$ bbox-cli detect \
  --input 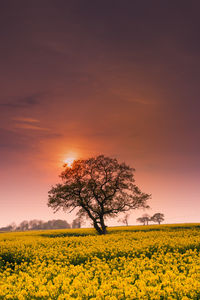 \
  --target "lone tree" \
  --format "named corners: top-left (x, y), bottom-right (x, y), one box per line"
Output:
top-left (151, 213), bottom-right (164, 225)
top-left (118, 213), bottom-right (130, 226)
top-left (48, 155), bottom-right (150, 234)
